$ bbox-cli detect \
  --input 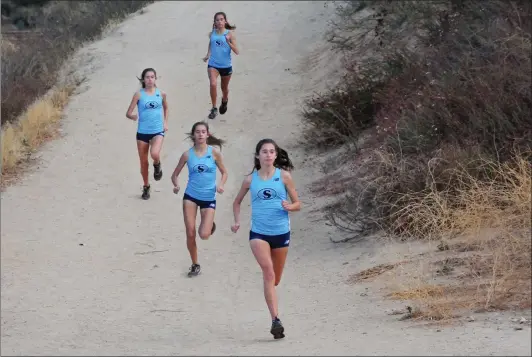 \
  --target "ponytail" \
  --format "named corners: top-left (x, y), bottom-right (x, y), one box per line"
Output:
top-left (273, 146), bottom-right (294, 171)
top-left (225, 22), bottom-right (236, 30)
top-left (251, 139), bottom-right (294, 174)
top-left (136, 76), bottom-right (146, 88)
top-left (207, 134), bottom-right (225, 149)
top-left (212, 12), bottom-right (236, 31)
top-left (188, 121), bottom-right (226, 149)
